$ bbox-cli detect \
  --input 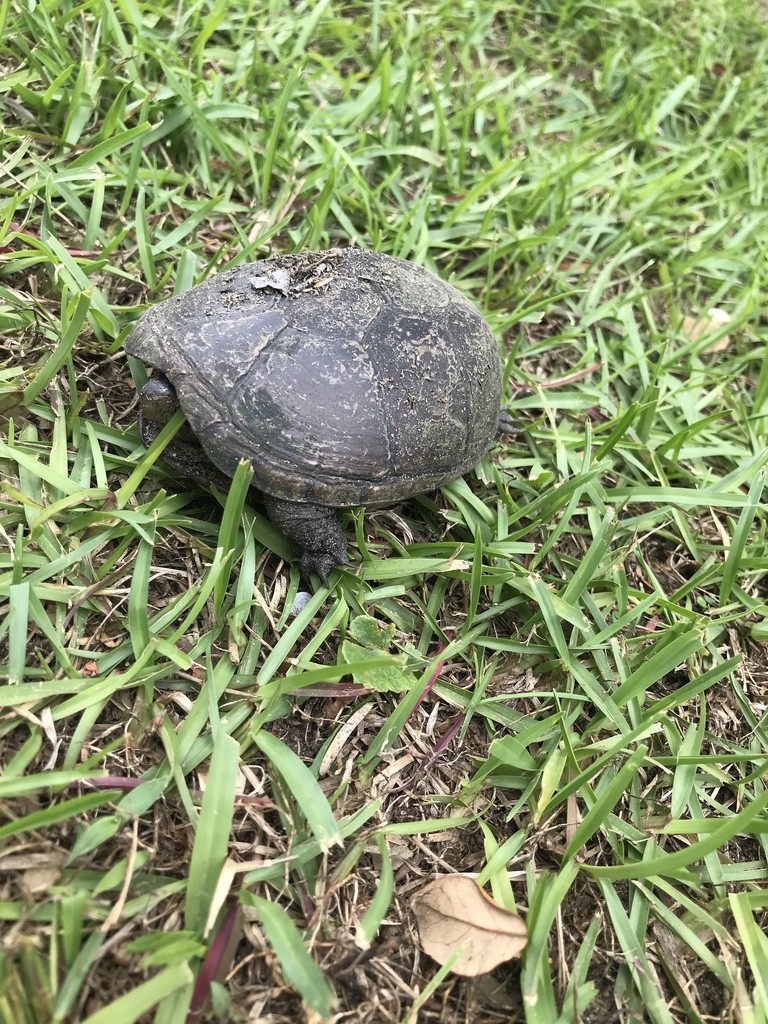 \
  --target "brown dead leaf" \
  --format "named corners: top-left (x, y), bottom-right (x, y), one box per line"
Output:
top-left (411, 874), bottom-right (527, 977)
top-left (681, 308), bottom-right (732, 352)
